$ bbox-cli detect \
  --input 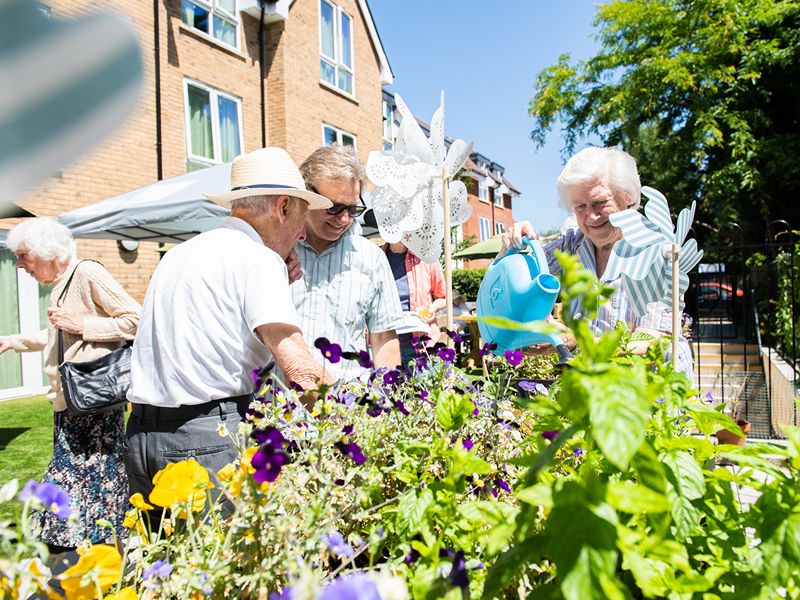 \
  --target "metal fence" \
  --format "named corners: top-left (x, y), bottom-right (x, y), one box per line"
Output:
top-left (686, 221), bottom-right (798, 440)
